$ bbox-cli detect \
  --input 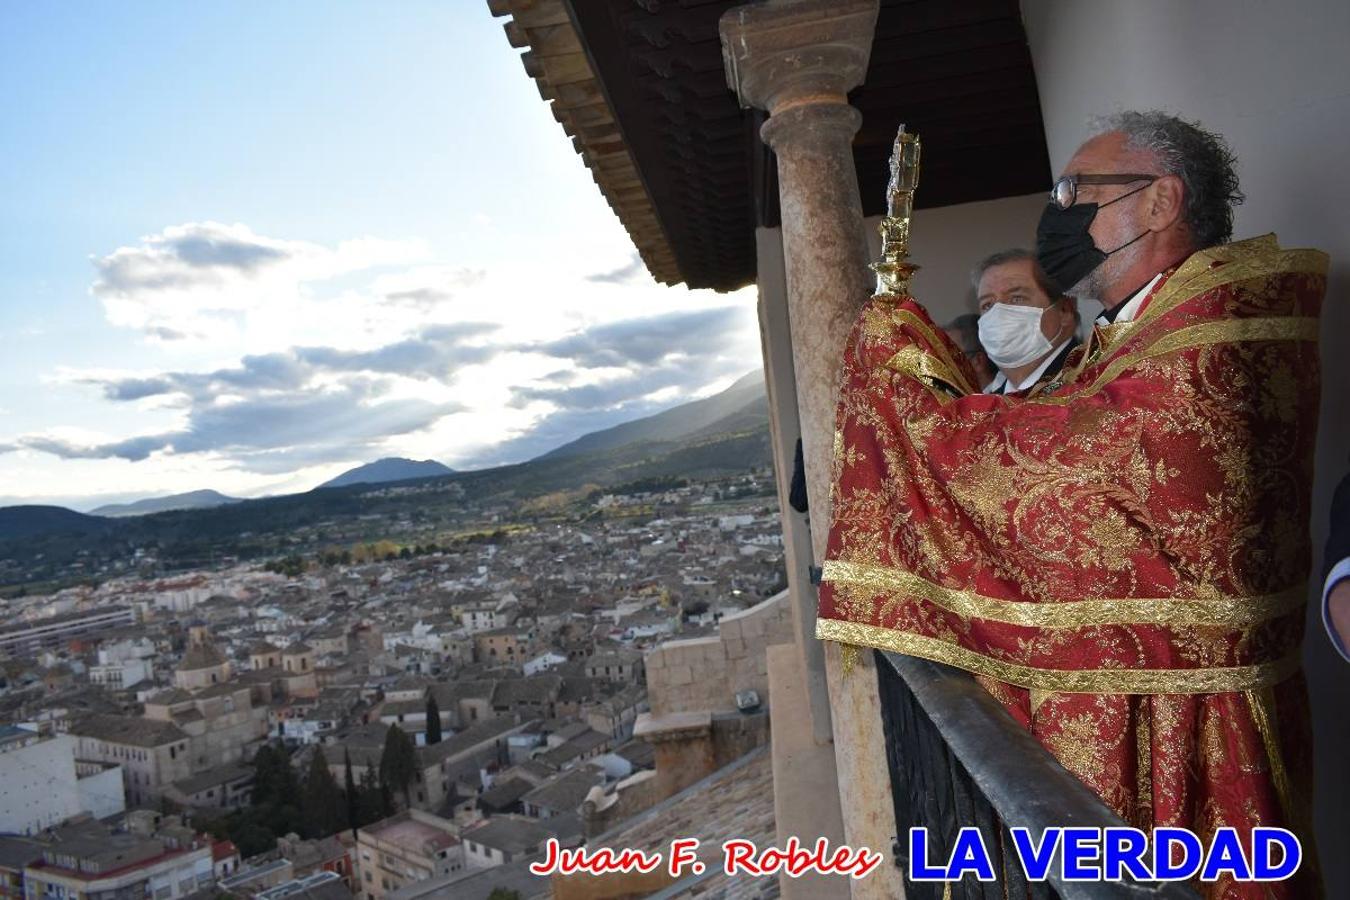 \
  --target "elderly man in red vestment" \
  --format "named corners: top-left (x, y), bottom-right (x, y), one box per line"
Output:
top-left (817, 111), bottom-right (1326, 899)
